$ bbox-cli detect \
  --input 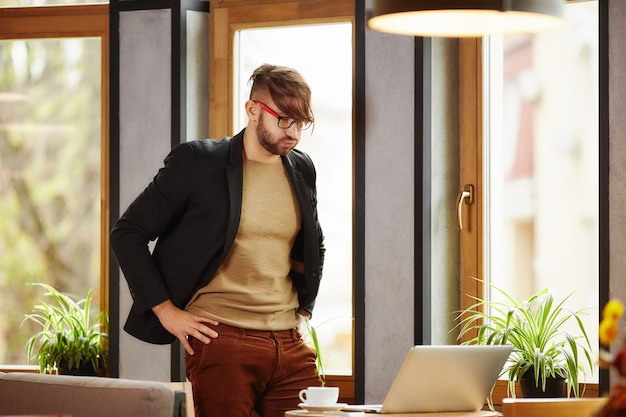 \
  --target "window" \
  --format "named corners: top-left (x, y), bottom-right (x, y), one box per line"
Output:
top-left (209, 0), bottom-right (355, 398)
top-left (234, 23), bottom-right (353, 374)
top-left (0, 4), bottom-right (109, 367)
top-left (459, 0), bottom-right (600, 399)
